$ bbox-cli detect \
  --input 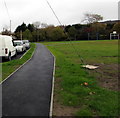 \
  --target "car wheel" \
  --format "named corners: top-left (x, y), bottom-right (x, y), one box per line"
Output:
top-left (22, 48), bottom-right (24, 53)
